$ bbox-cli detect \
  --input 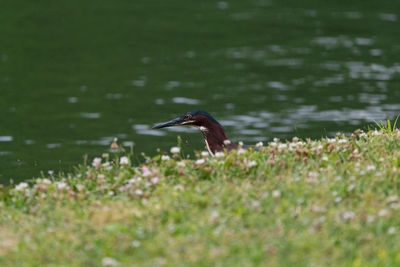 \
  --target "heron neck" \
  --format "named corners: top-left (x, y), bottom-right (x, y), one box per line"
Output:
top-left (199, 123), bottom-right (237, 155)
